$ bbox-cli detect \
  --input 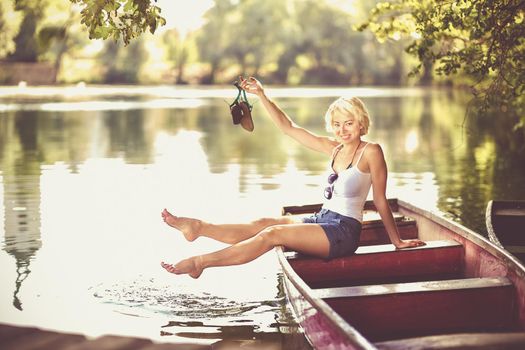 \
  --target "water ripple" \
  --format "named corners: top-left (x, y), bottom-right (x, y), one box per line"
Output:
top-left (90, 277), bottom-right (282, 320)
